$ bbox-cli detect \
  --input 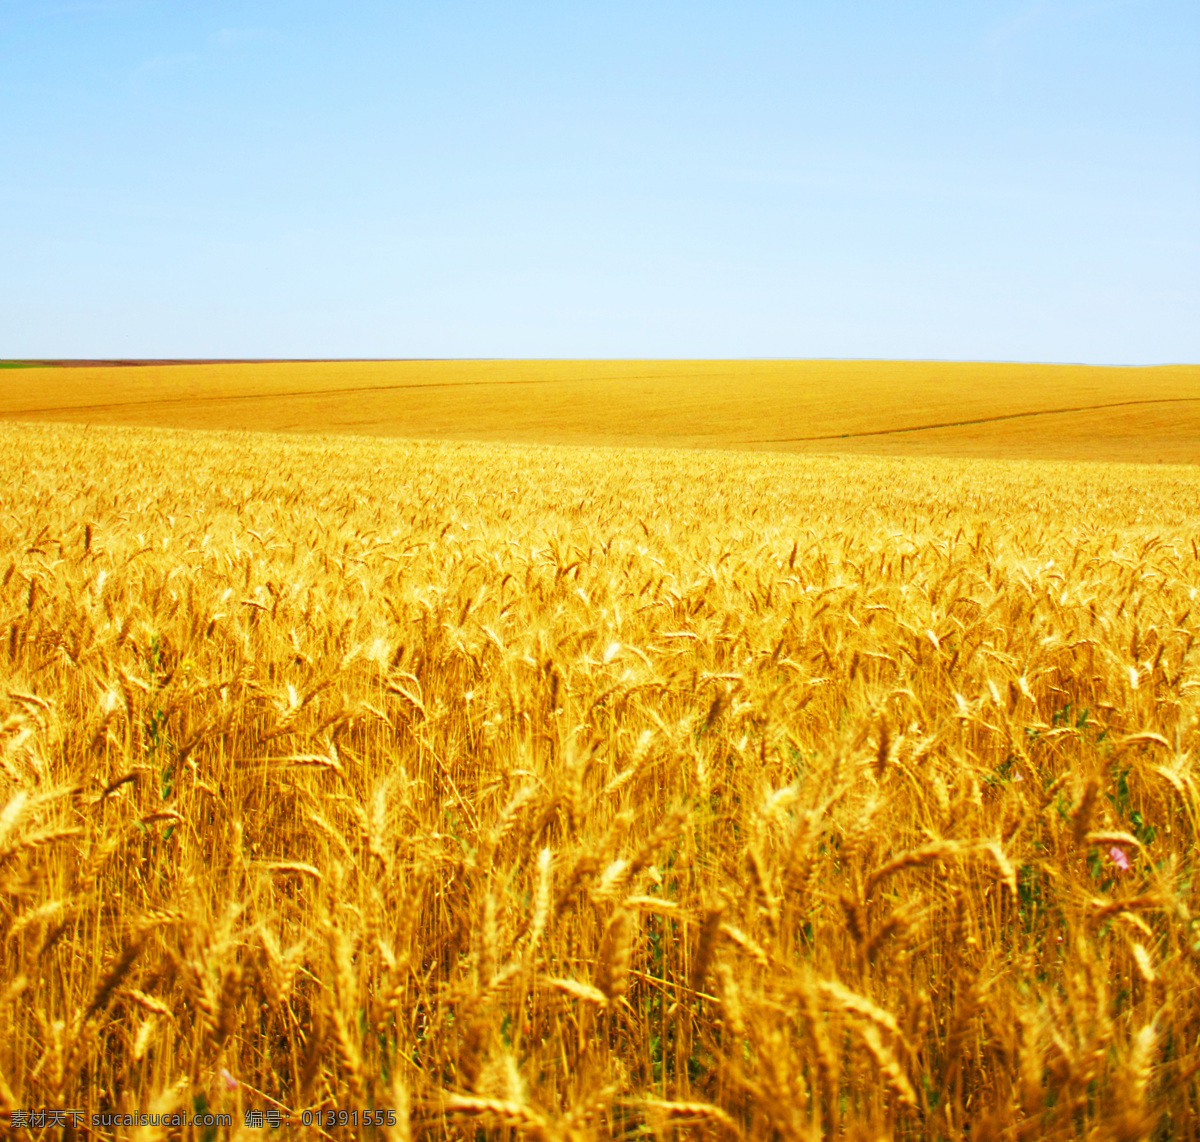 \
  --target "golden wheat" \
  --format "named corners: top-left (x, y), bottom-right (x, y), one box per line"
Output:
top-left (1, 419), bottom-right (1199, 1139)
